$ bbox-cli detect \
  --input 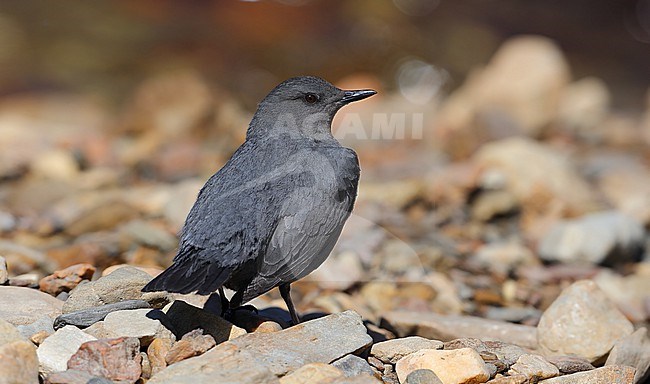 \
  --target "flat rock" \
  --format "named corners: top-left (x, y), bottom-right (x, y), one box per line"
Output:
top-left (370, 336), bottom-right (444, 364)
top-left (488, 374), bottom-right (528, 384)
top-left (165, 329), bottom-right (216, 364)
top-left (605, 327), bottom-right (650, 383)
top-left (67, 337), bottom-right (141, 383)
top-left (405, 369), bottom-right (443, 384)
top-left (538, 211), bottom-right (645, 265)
top-left (508, 354), bottom-right (559, 381)
top-left (37, 325), bottom-right (96, 375)
top-left (0, 340), bottom-right (39, 384)
top-left (279, 363), bottom-right (344, 384)
top-left (54, 299), bottom-right (151, 330)
top-left (537, 280), bottom-right (634, 362)
top-left (164, 300), bottom-right (245, 342)
top-left (331, 354), bottom-right (375, 378)
top-left (0, 286), bottom-right (63, 326)
top-left (44, 369), bottom-right (113, 384)
top-left (539, 365), bottom-right (636, 383)
top-left (396, 347), bottom-right (491, 384)
top-left (62, 266), bottom-right (166, 313)
top-left (39, 263), bottom-right (96, 296)
top-left (83, 308), bottom-right (174, 346)
top-left (383, 311), bottom-right (537, 349)
top-left (148, 311), bottom-right (371, 383)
